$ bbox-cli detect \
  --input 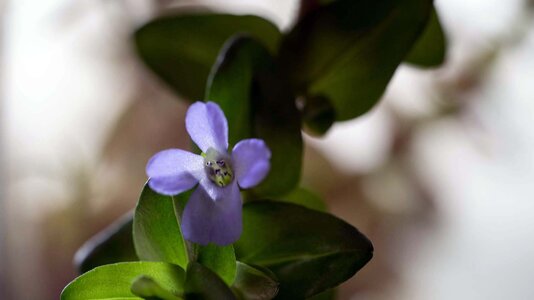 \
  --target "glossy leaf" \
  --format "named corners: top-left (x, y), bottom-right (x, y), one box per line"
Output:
top-left (197, 244), bottom-right (237, 286)
top-left (232, 262), bottom-right (279, 300)
top-left (206, 36), bottom-right (302, 196)
top-left (61, 262), bottom-right (185, 300)
top-left (405, 7), bottom-right (447, 67)
top-left (279, 0), bottom-right (433, 127)
top-left (235, 202), bottom-right (373, 299)
top-left (135, 14), bottom-right (281, 100)
top-left (279, 187), bottom-right (327, 212)
top-left (184, 262), bottom-right (236, 300)
top-left (133, 184), bottom-right (189, 269)
top-left (75, 212), bottom-right (137, 273)
top-left (131, 275), bottom-right (183, 300)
